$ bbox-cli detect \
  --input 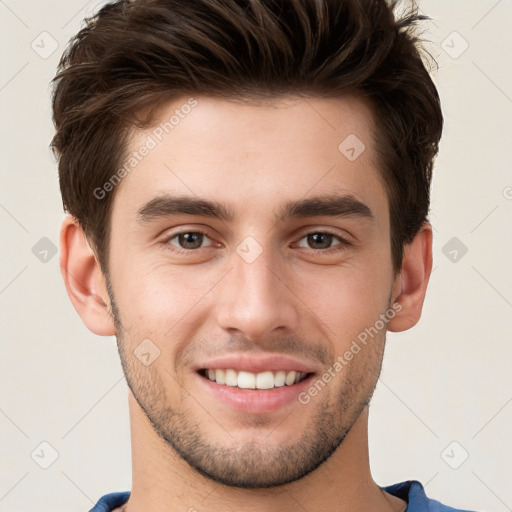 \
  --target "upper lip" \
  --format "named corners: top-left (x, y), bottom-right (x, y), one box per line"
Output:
top-left (195, 354), bottom-right (318, 375)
